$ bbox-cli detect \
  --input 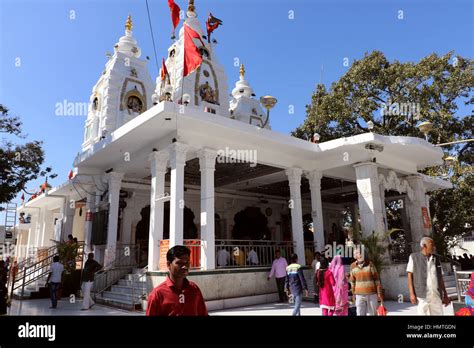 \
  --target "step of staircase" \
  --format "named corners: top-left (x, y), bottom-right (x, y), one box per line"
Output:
top-left (122, 273), bottom-right (147, 281)
top-left (117, 278), bottom-right (146, 287)
top-left (111, 284), bottom-right (147, 294)
top-left (98, 290), bottom-right (143, 303)
top-left (94, 269), bottom-right (148, 311)
top-left (95, 296), bottom-right (143, 310)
